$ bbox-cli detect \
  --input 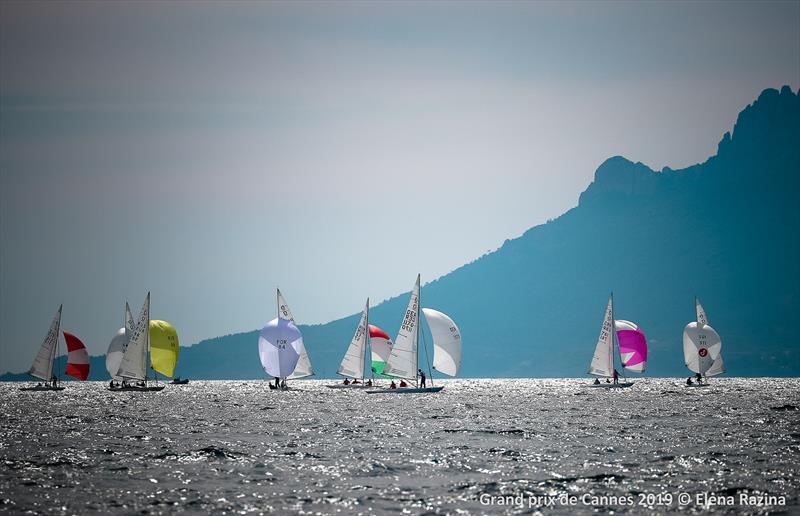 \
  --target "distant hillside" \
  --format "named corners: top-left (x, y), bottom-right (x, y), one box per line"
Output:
top-left (3, 86), bottom-right (798, 381)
